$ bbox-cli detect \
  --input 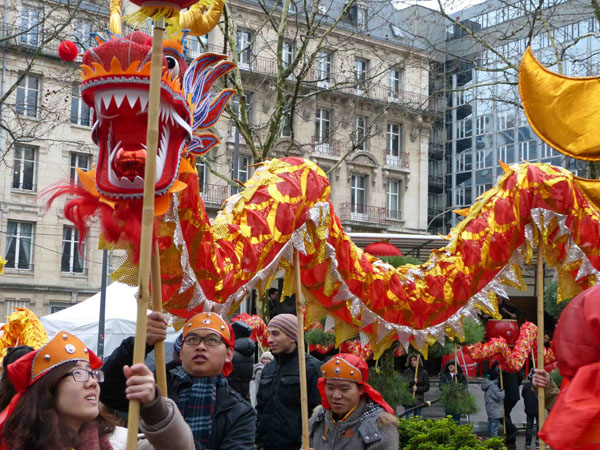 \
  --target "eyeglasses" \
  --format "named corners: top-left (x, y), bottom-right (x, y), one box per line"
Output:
top-left (64, 368), bottom-right (105, 383)
top-left (183, 334), bottom-right (224, 347)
